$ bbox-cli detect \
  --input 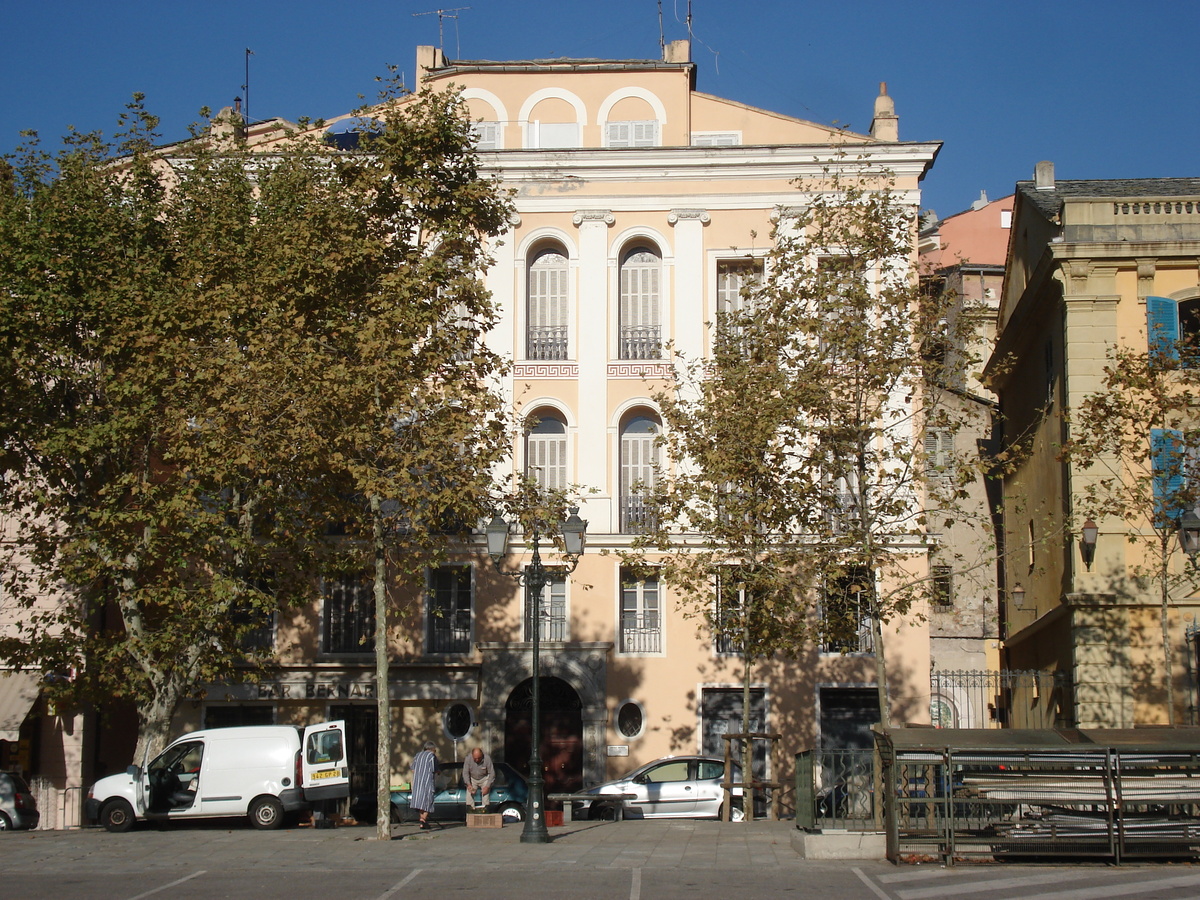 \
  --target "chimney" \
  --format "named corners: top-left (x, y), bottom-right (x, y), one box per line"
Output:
top-left (1034, 160), bottom-right (1055, 191)
top-left (415, 45), bottom-right (446, 89)
top-left (971, 190), bottom-right (989, 211)
top-left (664, 39), bottom-right (691, 63)
top-left (869, 82), bottom-right (898, 142)
top-left (210, 105), bottom-right (245, 147)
